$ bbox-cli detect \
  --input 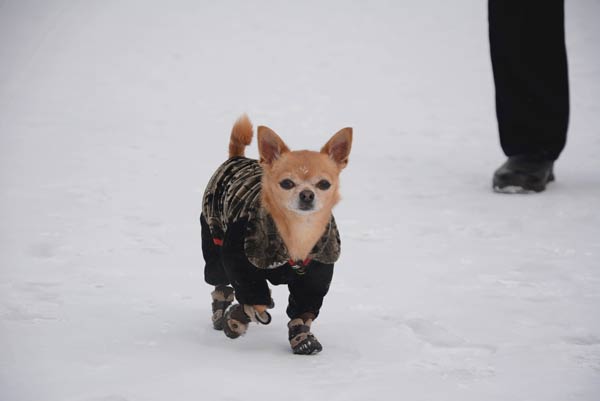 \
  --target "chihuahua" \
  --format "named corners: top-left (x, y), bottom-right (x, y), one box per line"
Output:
top-left (200, 115), bottom-right (352, 354)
